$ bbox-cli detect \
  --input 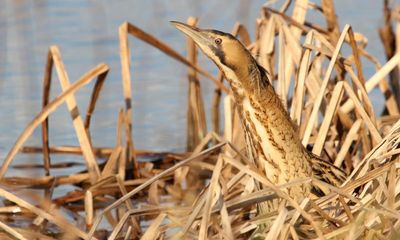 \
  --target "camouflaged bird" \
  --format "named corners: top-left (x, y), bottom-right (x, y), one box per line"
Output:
top-left (172, 21), bottom-right (347, 202)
